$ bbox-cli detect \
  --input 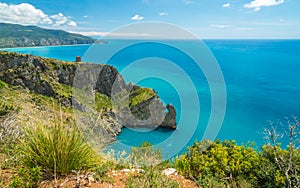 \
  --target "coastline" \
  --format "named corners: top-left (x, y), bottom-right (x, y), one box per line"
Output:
top-left (0, 40), bottom-right (109, 51)
top-left (0, 43), bottom-right (95, 51)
